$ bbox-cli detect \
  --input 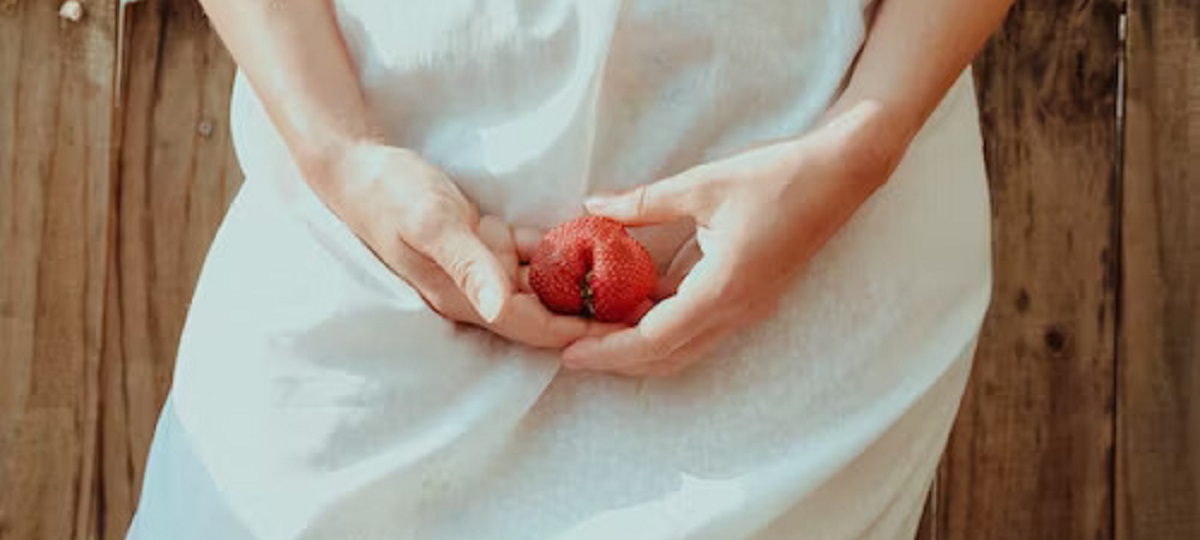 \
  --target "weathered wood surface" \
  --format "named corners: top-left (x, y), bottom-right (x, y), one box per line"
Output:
top-left (0, 1), bottom-right (118, 539)
top-left (99, 2), bottom-right (241, 538)
top-left (1117, 0), bottom-right (1200, 538)
top-left (919, 1), bottom-right (1123, 538)
top-left (2, 0), bottom-right (1199, 538)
